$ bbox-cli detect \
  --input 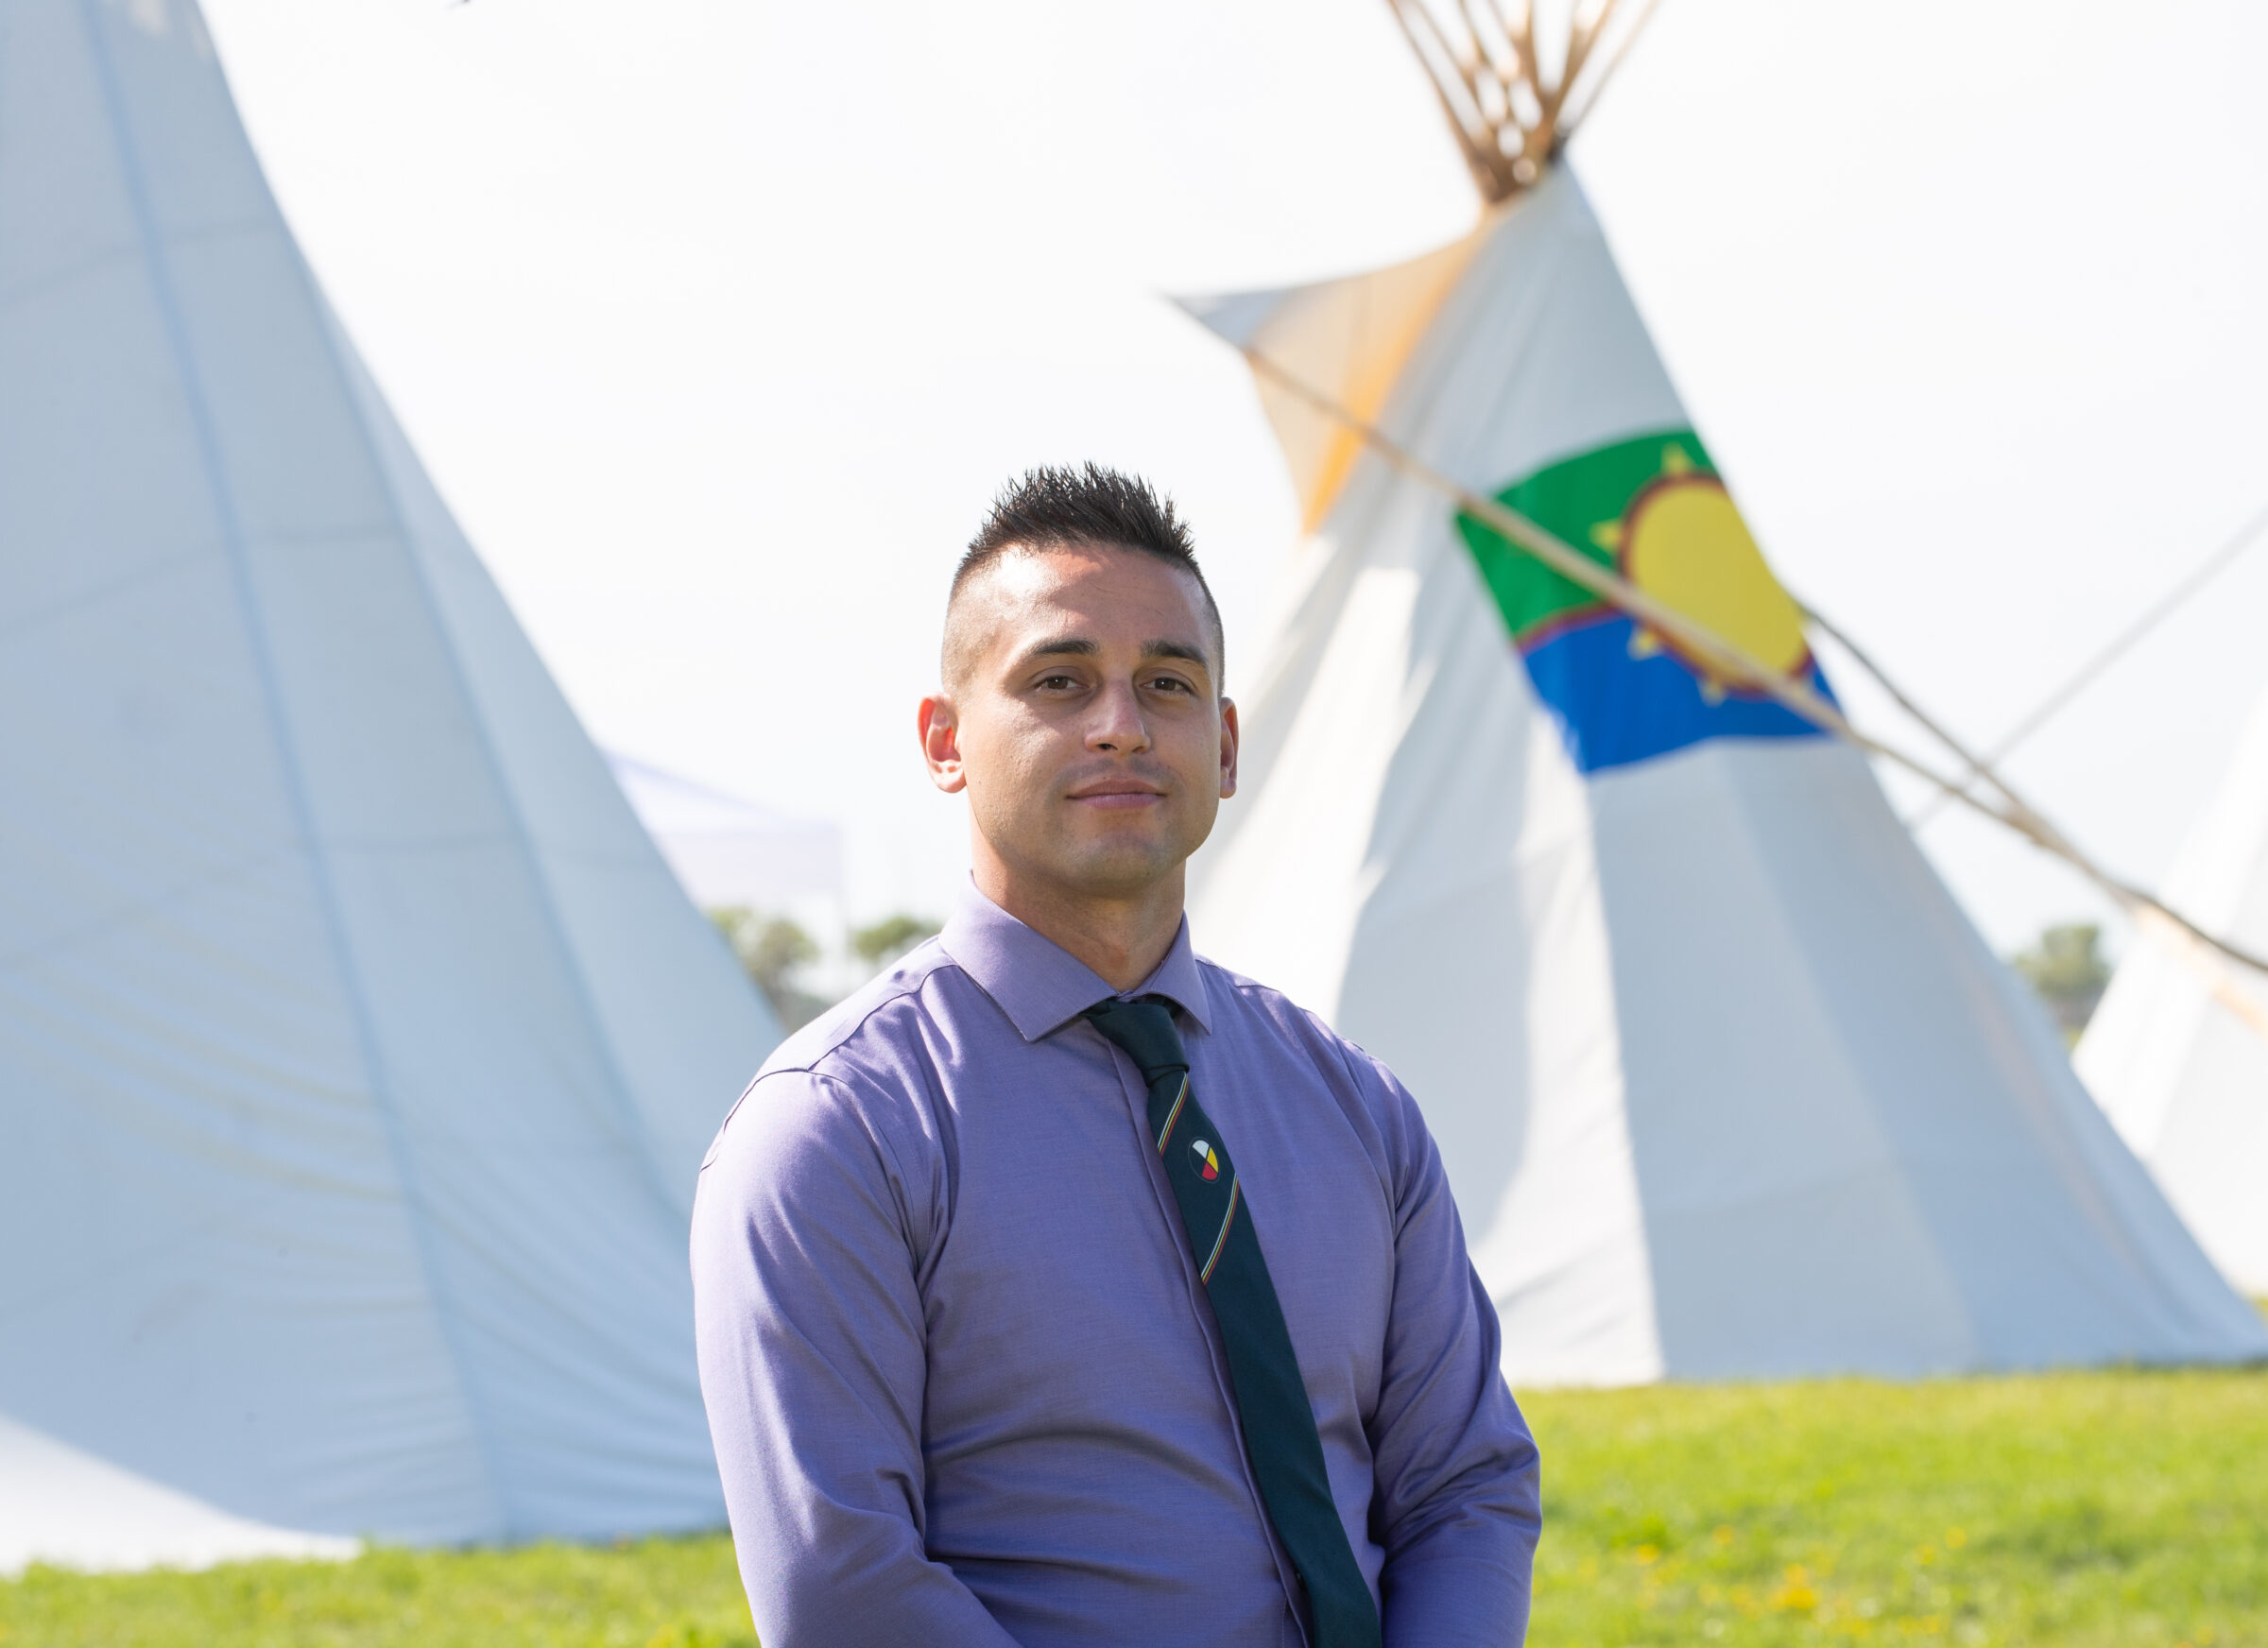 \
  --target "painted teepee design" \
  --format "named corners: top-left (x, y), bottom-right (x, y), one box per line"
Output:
top-left (2078, 687), bottom-right (2268, 1294)
top-left (1184, 4), bottom-right (2267, 1382)
top-left (0, 0), bottom-right (776, 1567)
